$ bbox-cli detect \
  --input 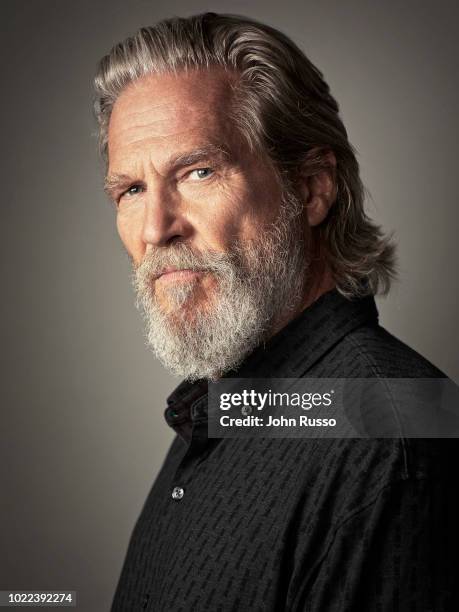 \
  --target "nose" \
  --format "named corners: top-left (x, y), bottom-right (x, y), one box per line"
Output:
top-left (141, 184), bottom-right (191, 248)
